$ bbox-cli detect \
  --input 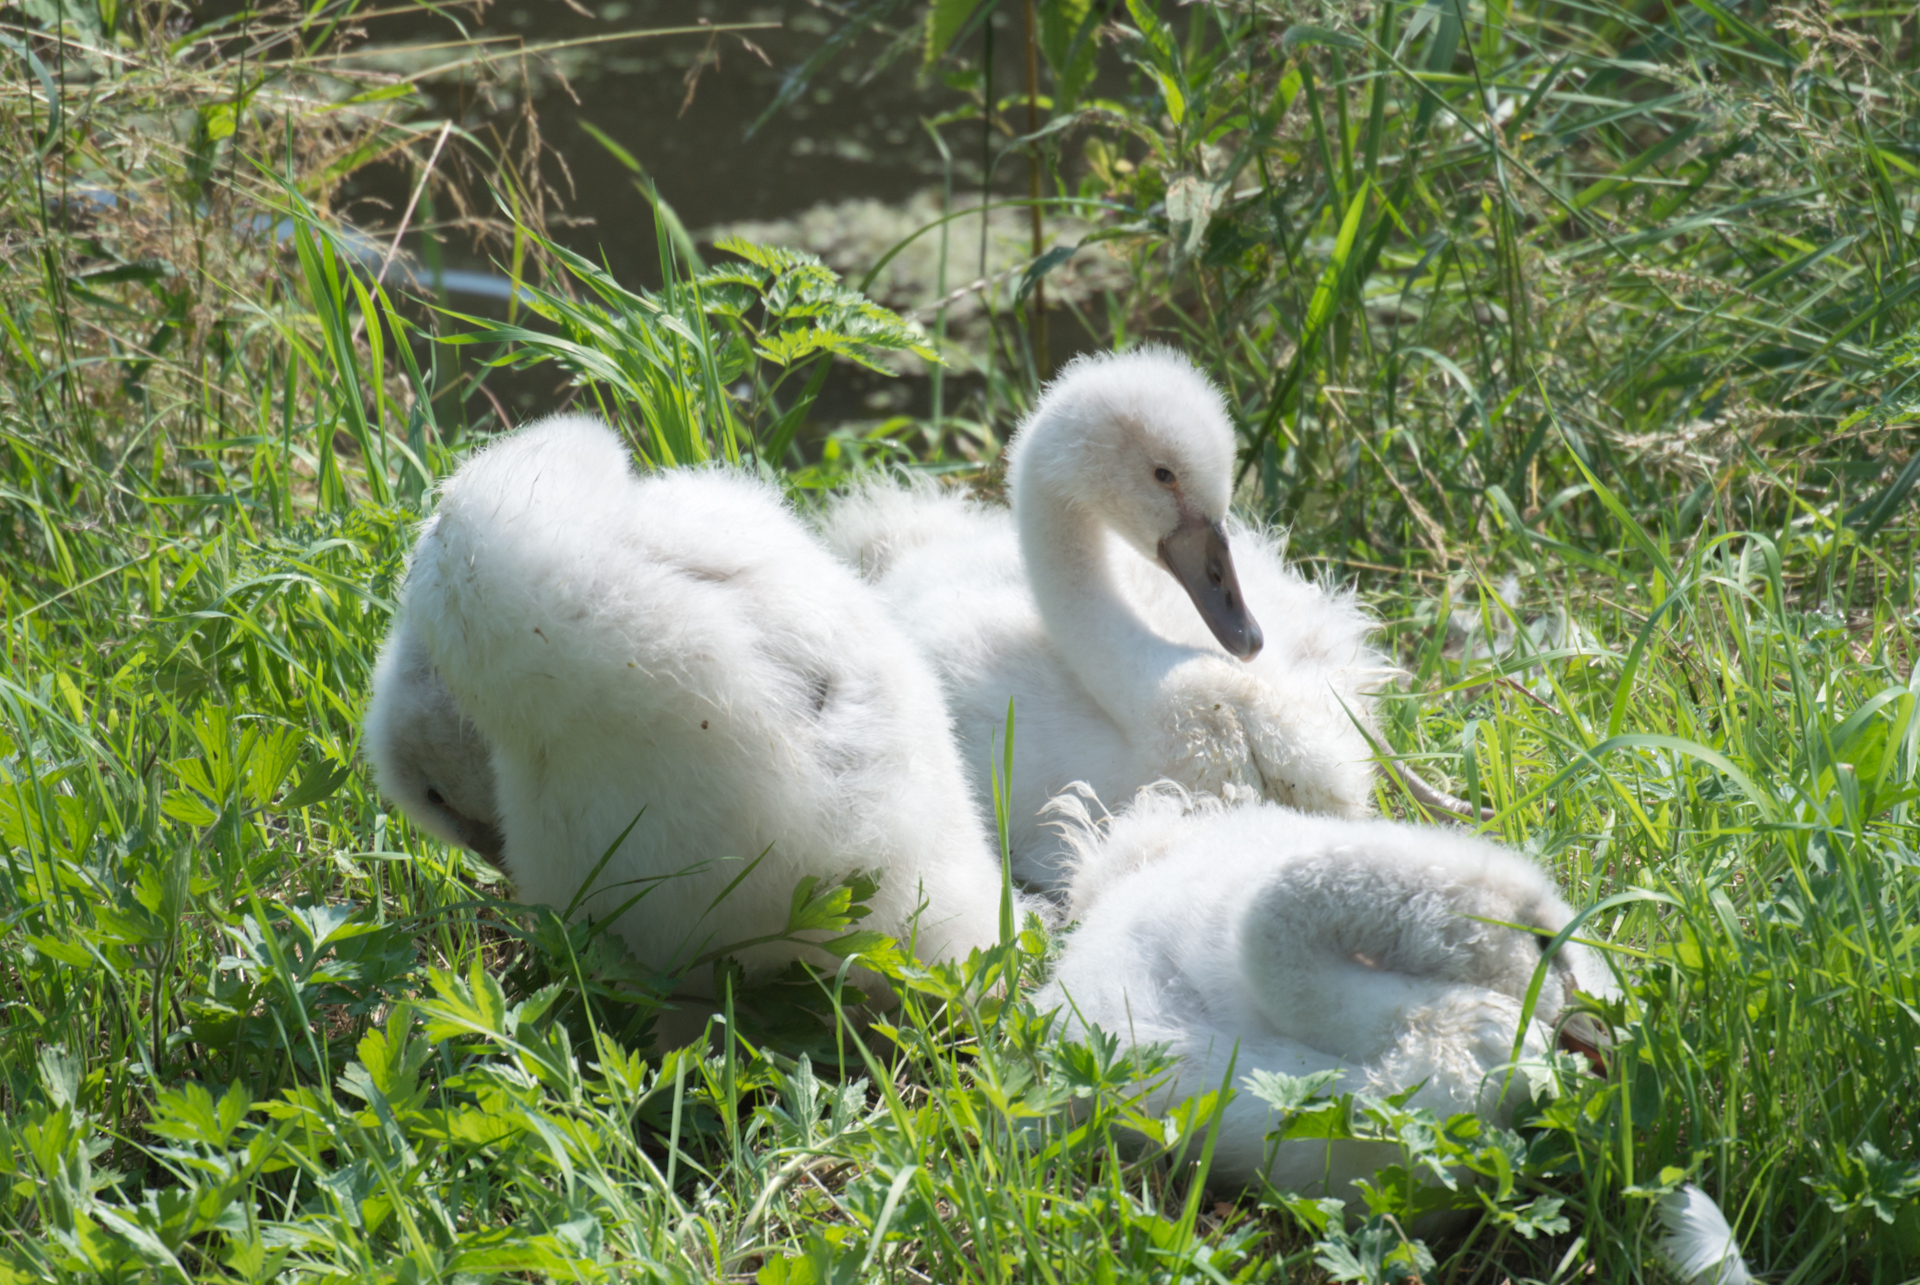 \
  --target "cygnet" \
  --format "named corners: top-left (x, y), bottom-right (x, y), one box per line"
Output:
top-left (819, 346), bottom-right (1391, 891)
top-left (383, 414), bottom-right (1013, 991)
top-left (1037, 790), bottom-right (1609, 1220)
